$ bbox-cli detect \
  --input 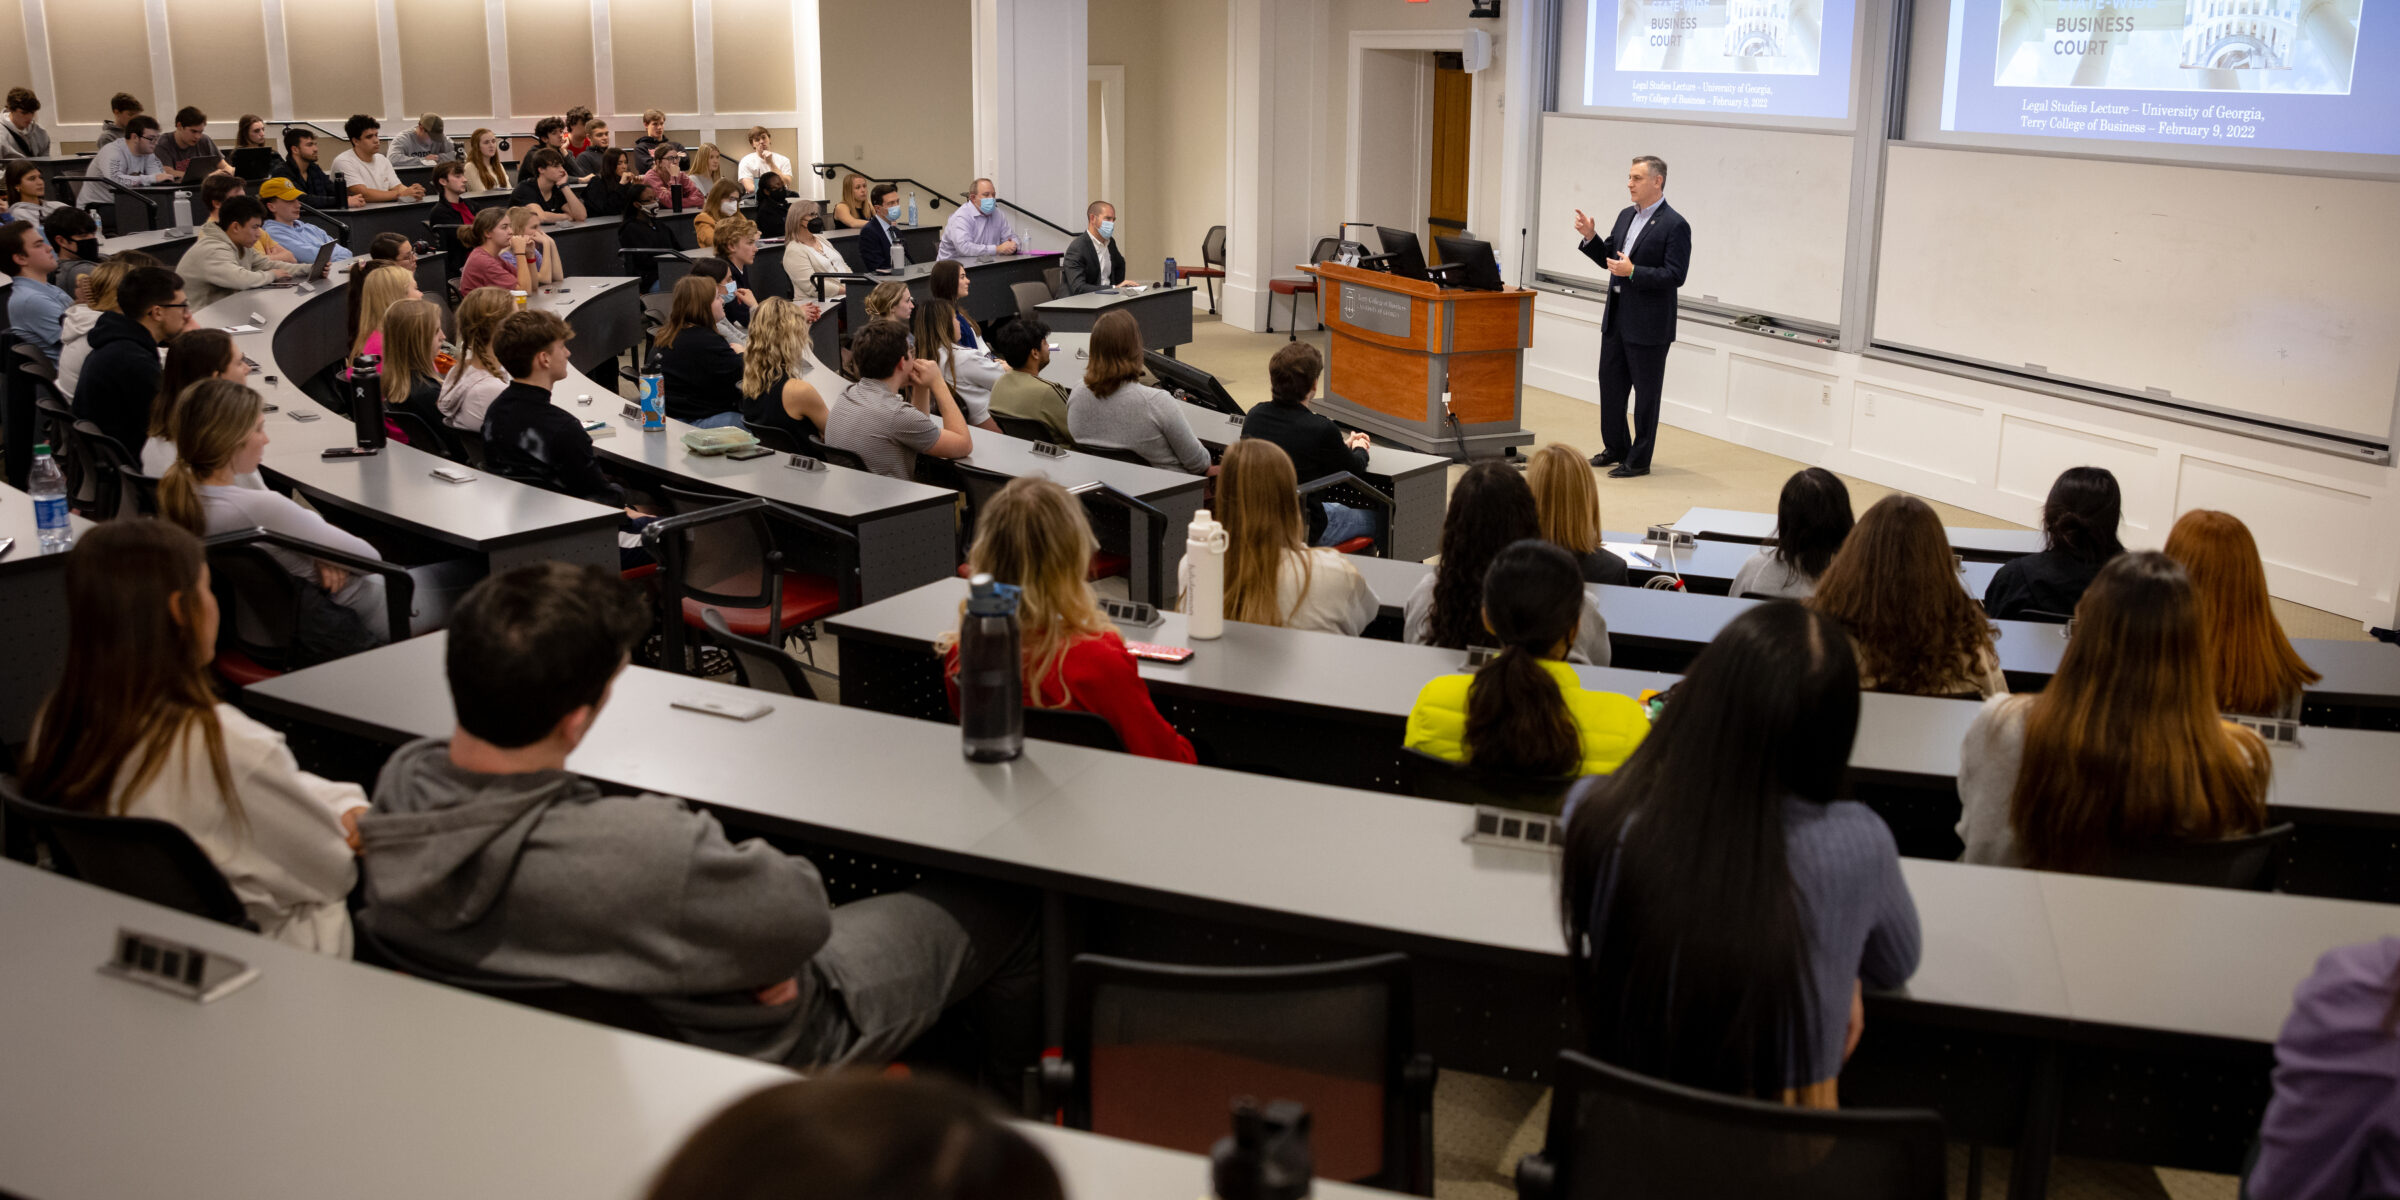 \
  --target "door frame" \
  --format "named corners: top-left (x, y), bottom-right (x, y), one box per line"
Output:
top-left (1345, 29), bottom-right (1486, 246)
top-left (1088, 64), bottom-right (1126, 222)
